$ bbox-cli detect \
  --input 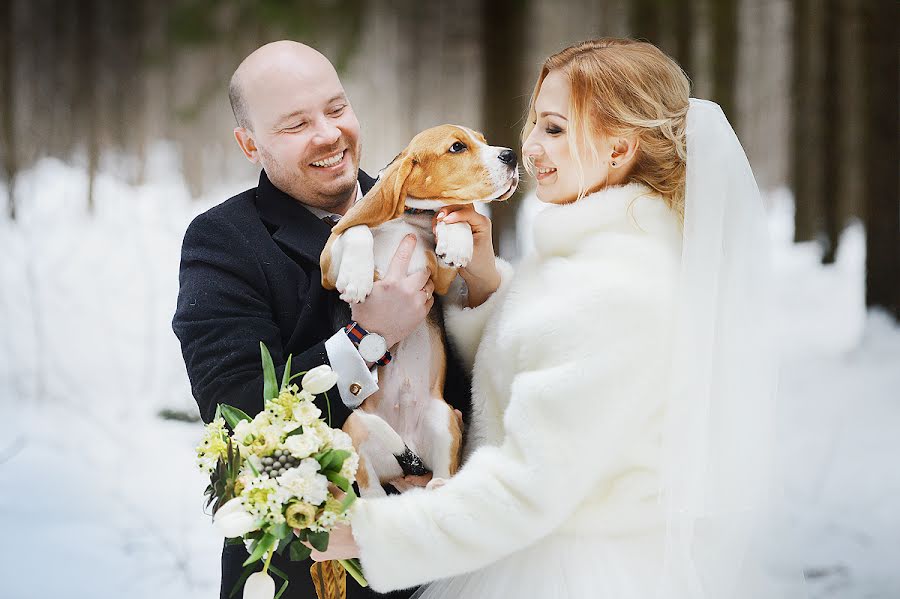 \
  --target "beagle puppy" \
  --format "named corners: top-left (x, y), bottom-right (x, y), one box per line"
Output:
top-left (320, 124), bottom-right (518, 496)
